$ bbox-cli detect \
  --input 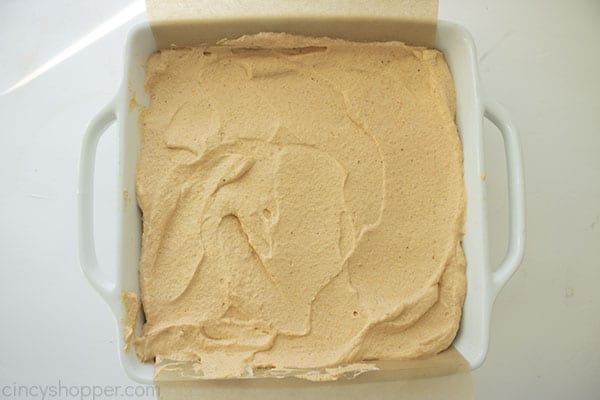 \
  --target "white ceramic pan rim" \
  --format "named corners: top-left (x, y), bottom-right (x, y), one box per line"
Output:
top-left (78, 20), bottom-right (525, 384)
